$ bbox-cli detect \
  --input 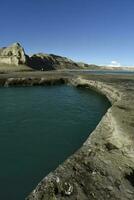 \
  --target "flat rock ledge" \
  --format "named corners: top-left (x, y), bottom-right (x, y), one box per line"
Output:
top-left (1, 73), bottom-right (132, 200)
top-left (0, 73), bottom-right (132, 200)
top-left (23, 74), bottom-right (134, 200)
